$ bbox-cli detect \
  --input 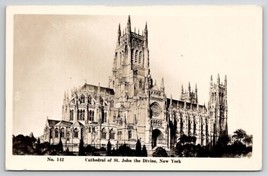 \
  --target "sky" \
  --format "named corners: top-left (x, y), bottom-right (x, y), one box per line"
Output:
top-left (12, 7), bottom-right (262, 137)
